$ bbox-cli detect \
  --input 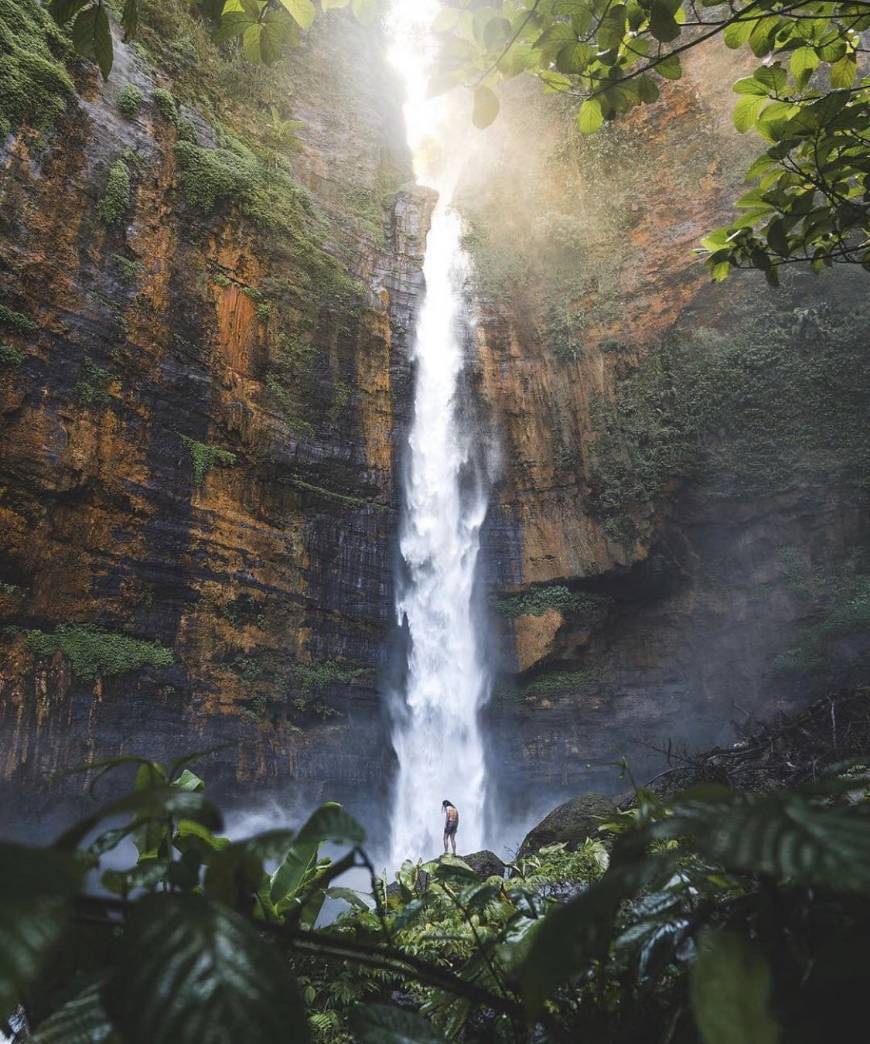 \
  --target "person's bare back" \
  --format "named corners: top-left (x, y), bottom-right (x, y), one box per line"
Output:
top-left (442, 800), bottom-right (459, 855)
